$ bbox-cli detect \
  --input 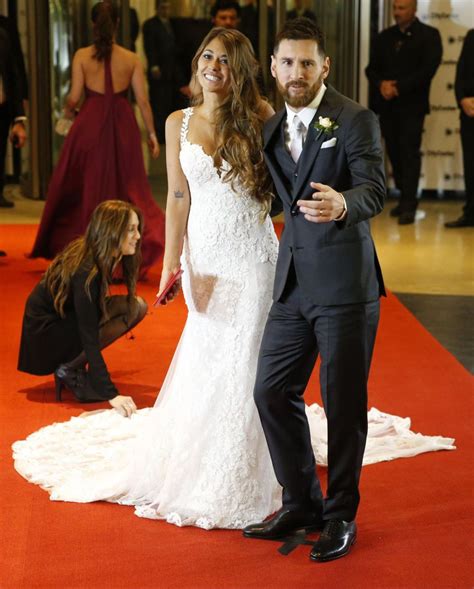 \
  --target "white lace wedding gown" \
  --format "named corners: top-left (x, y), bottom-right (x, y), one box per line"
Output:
top-left (12, 108), bottom-right (455, 529)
